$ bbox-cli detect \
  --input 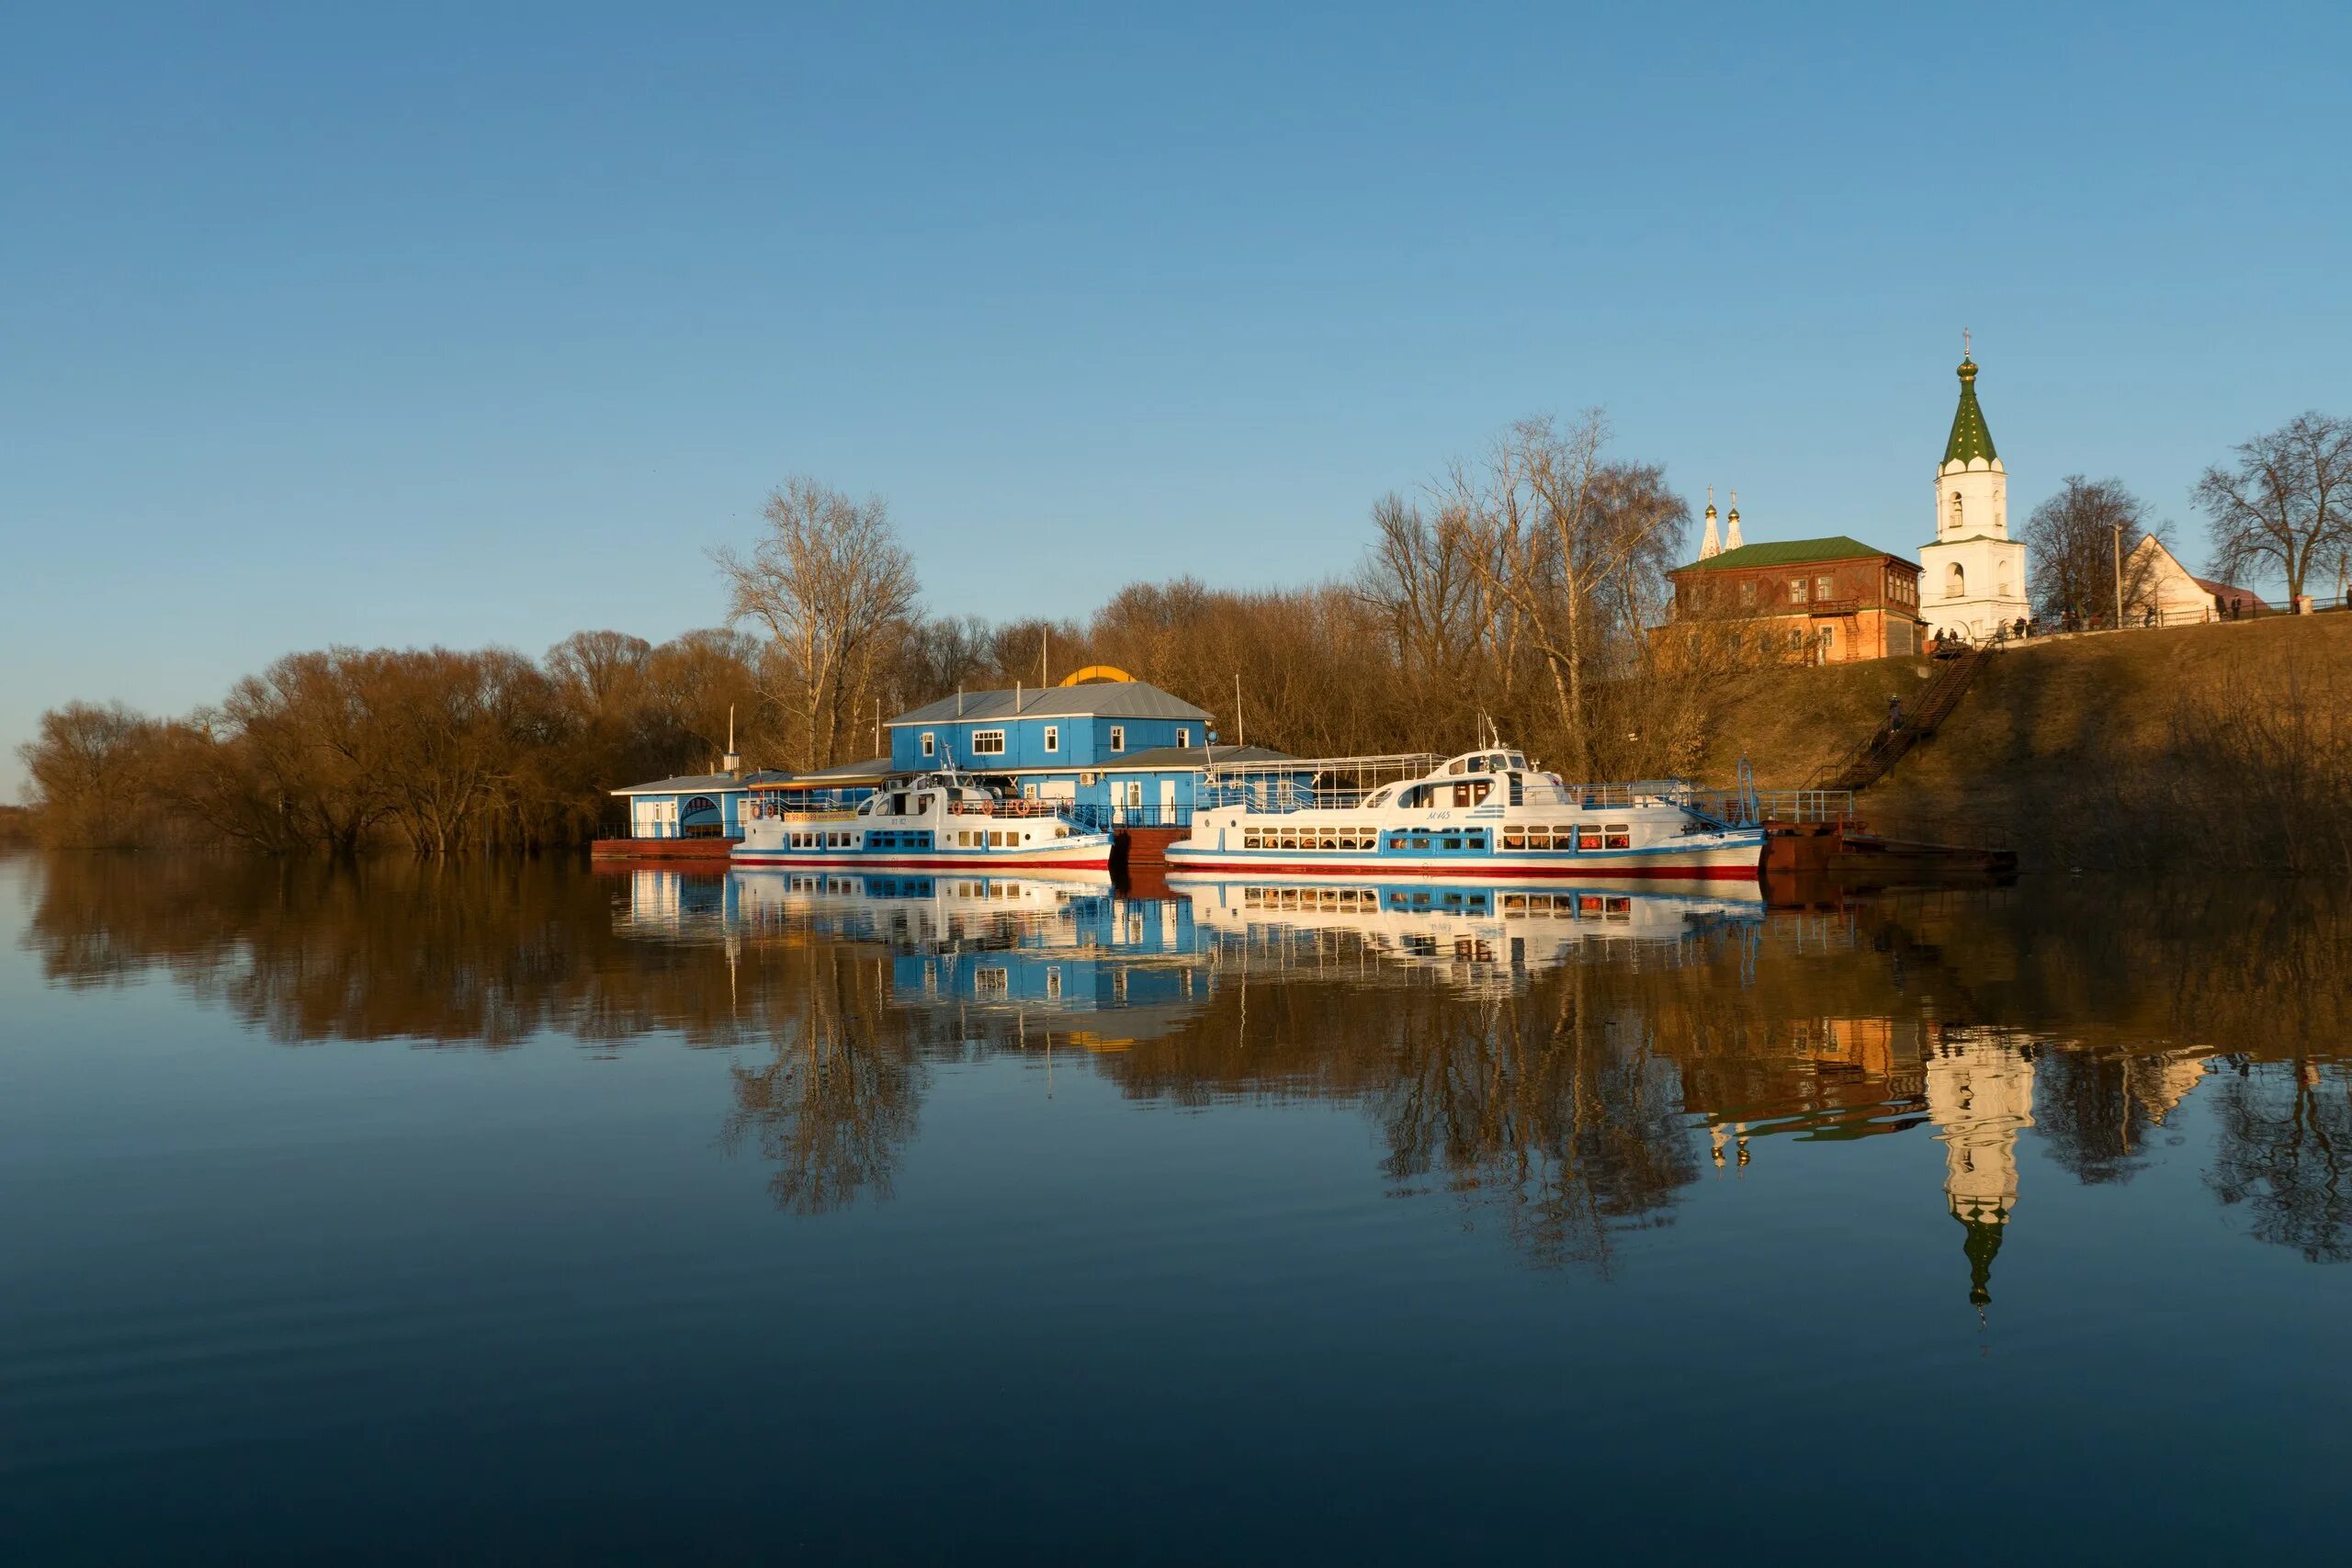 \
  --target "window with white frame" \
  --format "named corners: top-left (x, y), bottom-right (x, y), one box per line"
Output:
top-left (921, 731), bottom-right (935, 758)
top-left (971, 729), bottom-right (1006, 756)
top-left (1109, 725), bottom-right (1125, 752)
top-left (1043, 725), bottom-right (1058, 752)
top-left (1175, 727), bottom-right (1190, 747)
